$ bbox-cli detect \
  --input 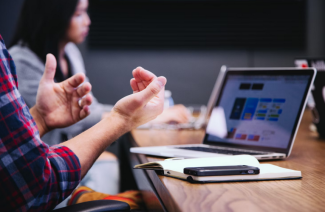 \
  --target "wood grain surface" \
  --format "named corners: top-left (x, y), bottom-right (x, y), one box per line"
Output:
top-left (132, 110), bottom-right (325, 212)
